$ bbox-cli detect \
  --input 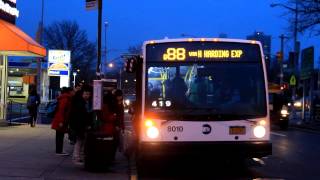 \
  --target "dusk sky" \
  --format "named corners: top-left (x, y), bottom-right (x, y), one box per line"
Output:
top-left (16, 0), bottom-right (320, 65)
